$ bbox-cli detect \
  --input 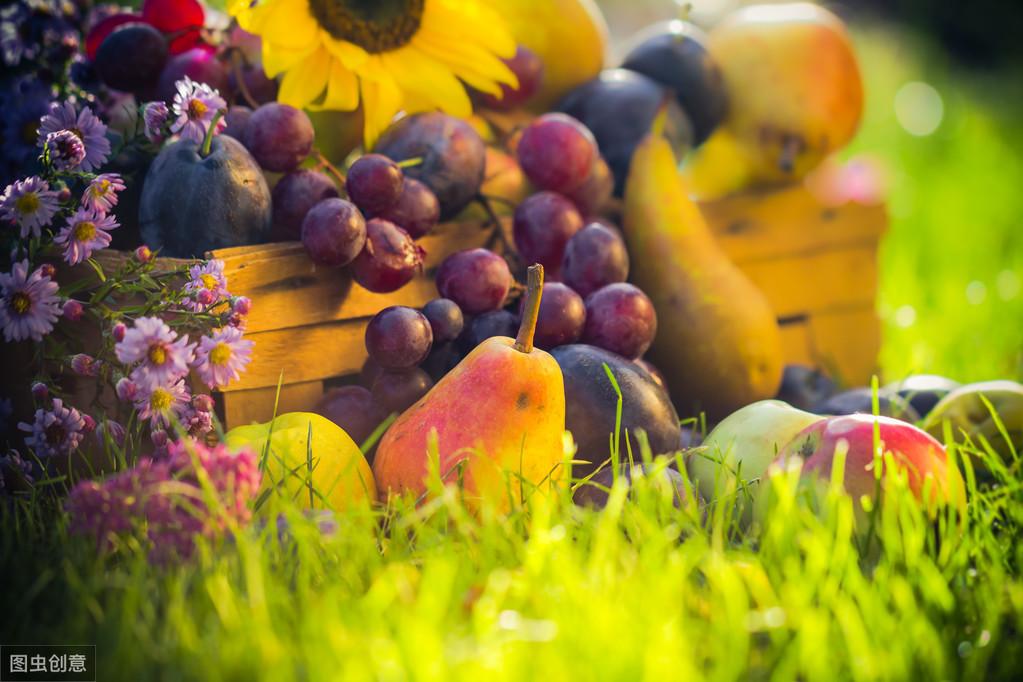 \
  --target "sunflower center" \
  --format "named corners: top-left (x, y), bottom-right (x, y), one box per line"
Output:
top-left (15, 192), bottom-right (40, 215)
top-left (73, 221), bottom-right (97, 241)
top-left (200, 274), bottom-right (219, 290)
top-left (209, 342), bottom-right (232, 366)
top-left (148, 343), bottom-right (168, 365)
top-left (309, 0), bottom-right (425, 53)
top-left (46, 422), bottom-right (66, 446)
top-left (150, 388), bottom-right (172, 411)
top-left (10, 292), bottom-right (32, 315)
top-left (188, 98), bottom-right (208, 119)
